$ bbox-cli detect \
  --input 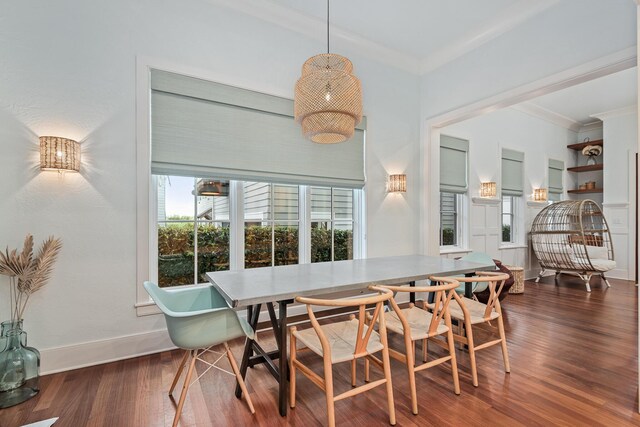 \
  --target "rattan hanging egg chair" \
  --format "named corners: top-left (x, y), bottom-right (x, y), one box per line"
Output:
top-left (530, 200), bottom-right (615, 292)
